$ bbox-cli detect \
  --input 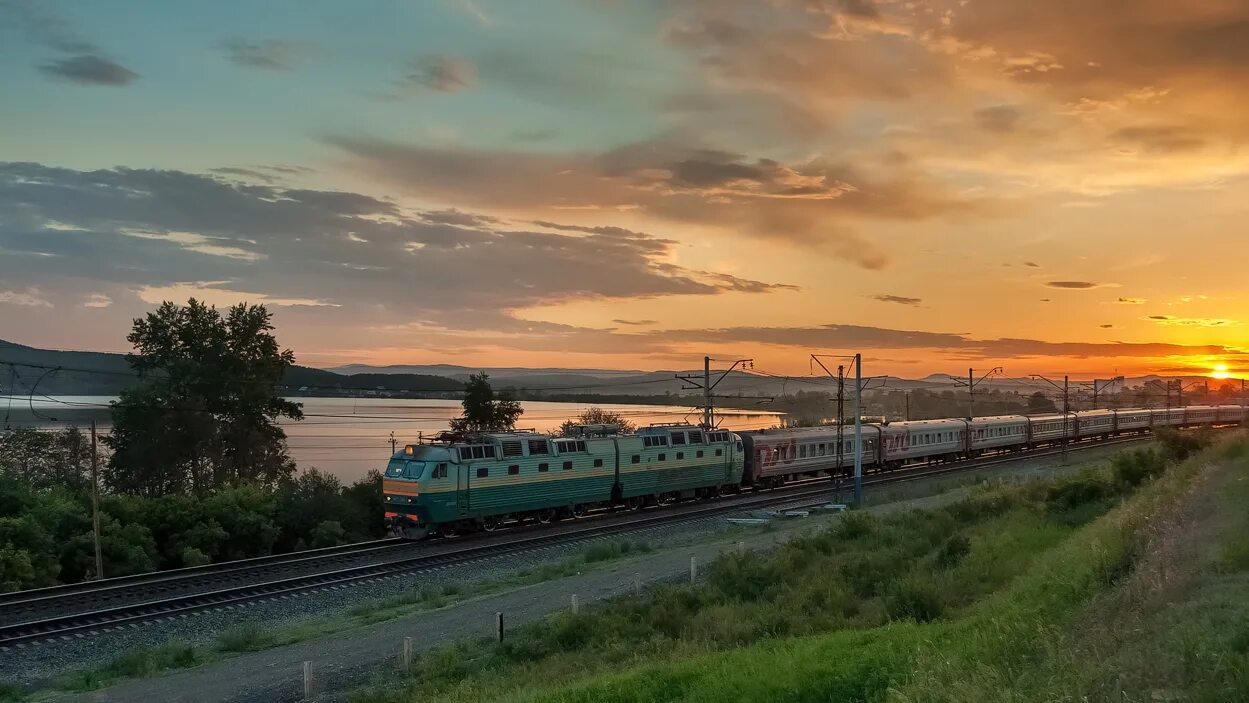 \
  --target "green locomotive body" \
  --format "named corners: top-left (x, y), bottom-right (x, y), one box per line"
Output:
top-left (383, 425), bottom-right (744, 538)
